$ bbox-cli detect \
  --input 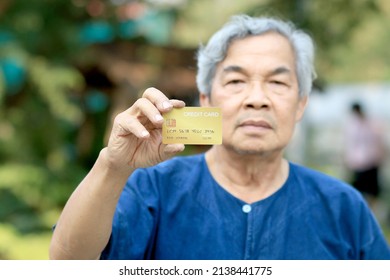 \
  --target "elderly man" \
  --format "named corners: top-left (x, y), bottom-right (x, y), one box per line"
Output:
top-left (50, 15), bottom-right (390, 259)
